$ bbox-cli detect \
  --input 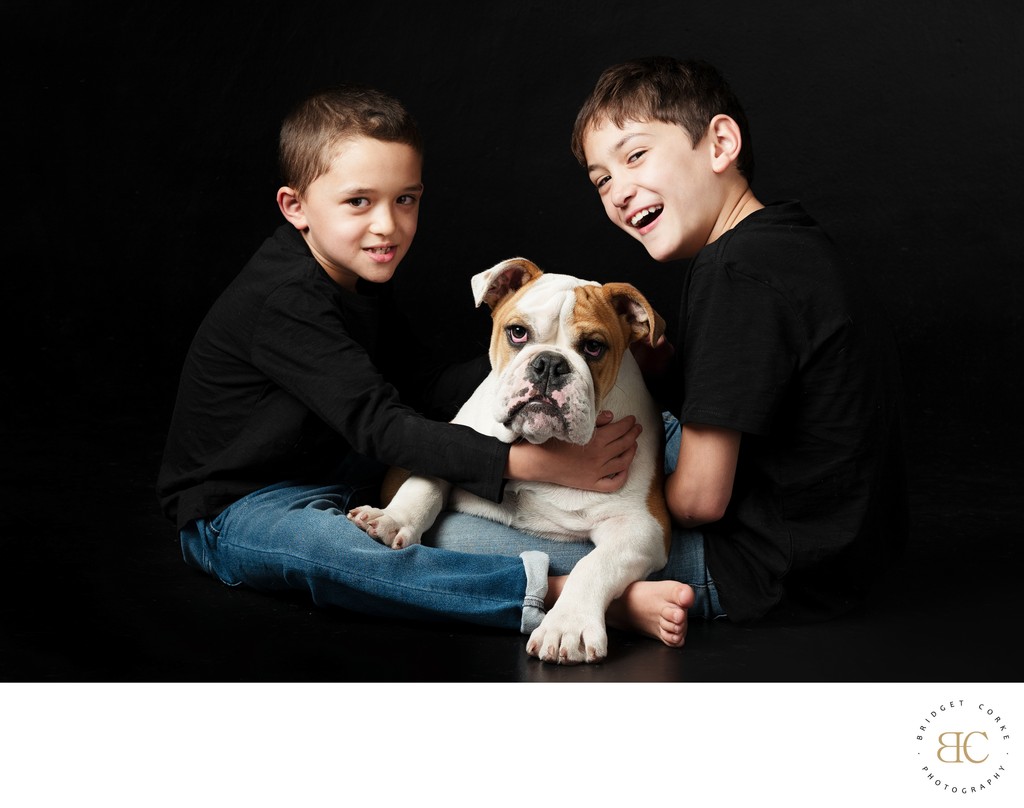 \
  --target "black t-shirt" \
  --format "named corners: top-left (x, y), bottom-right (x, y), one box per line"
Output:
top-left (670, 201), bottom-right (908, 622)
top-left (157, 224), bottom-right (505, 531)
